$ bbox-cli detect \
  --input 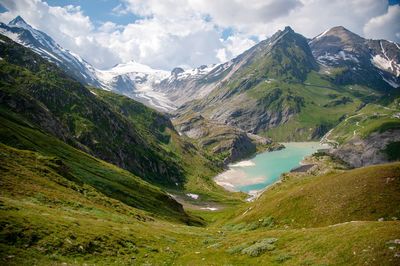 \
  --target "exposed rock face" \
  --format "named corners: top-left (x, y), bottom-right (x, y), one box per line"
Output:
top-left (331, 129), bottom-right (400, 167)
top-left (309, 26), bottom-right (399, 89)
top-left (174, 113), bottom-right (273, 164)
